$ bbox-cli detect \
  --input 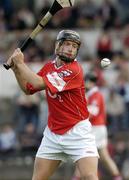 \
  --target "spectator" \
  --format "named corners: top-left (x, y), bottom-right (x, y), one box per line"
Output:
top-left (123, 24), bottom-right (129, 58)
top-left (7, 12), bottom-right (27, 31)
top-left (117, 0), bottom-right (129, 24)
top-left (117, 75), bottom-right (129, 131)
top-left (113, 137), bottom-right (128, 170)
top-left (0, 8), bottom-right (7, 33)
top-left (106, 87), bottom-right (125, 133)
top-left (15, 91), bottom-right (40, 133)
top-left (18, 7), bottom-right (36, 28)
top-left (24, 42), bottom-right (45, 63)
top-left (19, 123), bottom-right (41, 156)
top-left (122, 148), bottom-right (129, 179)
top-left (0, 124), bottom-right (18, 157)
top-left (98, 0), bottom-right (117, 29)
top-left (0, 0), bottom-right (14, 21)
top-left (96, 30), bottom-right (113, 59)
top-left (77, 0), bottom-right (98, 28)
